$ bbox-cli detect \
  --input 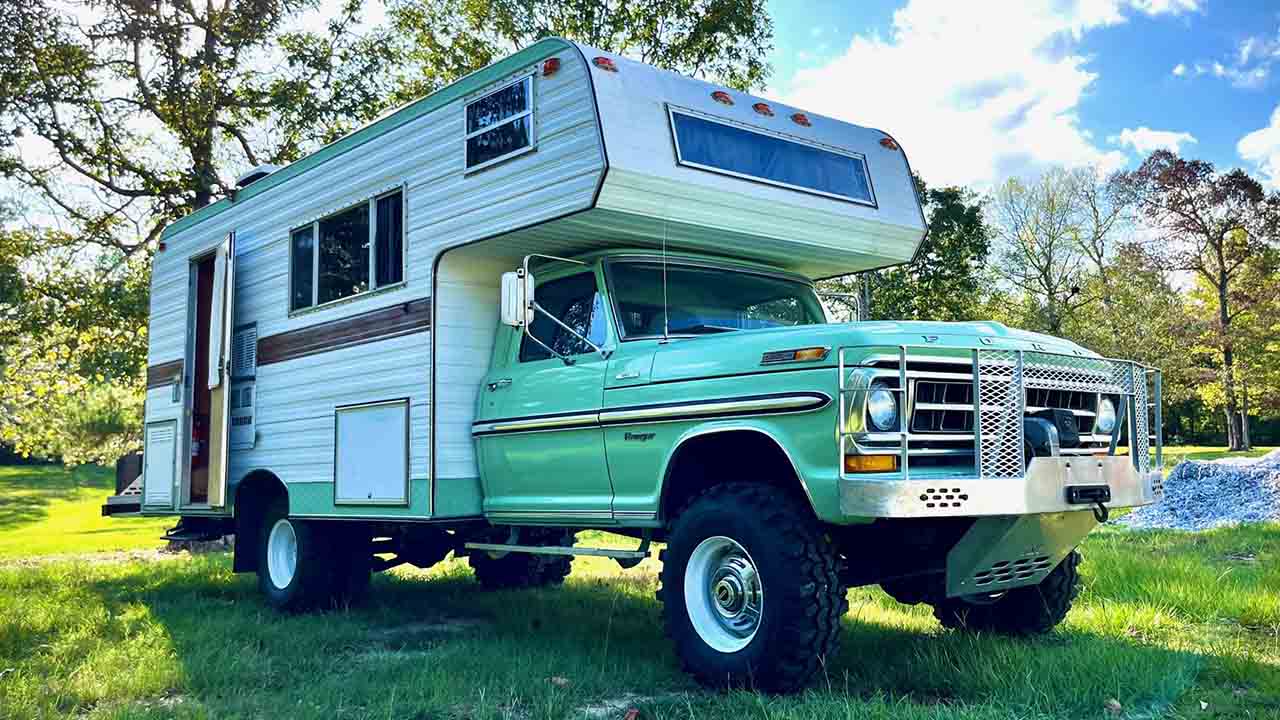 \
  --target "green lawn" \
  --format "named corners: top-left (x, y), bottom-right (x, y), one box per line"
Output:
top-left (0, 458), bottom-right (1277, 719)
top-left (0, 465), bottom-right (170, 559)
